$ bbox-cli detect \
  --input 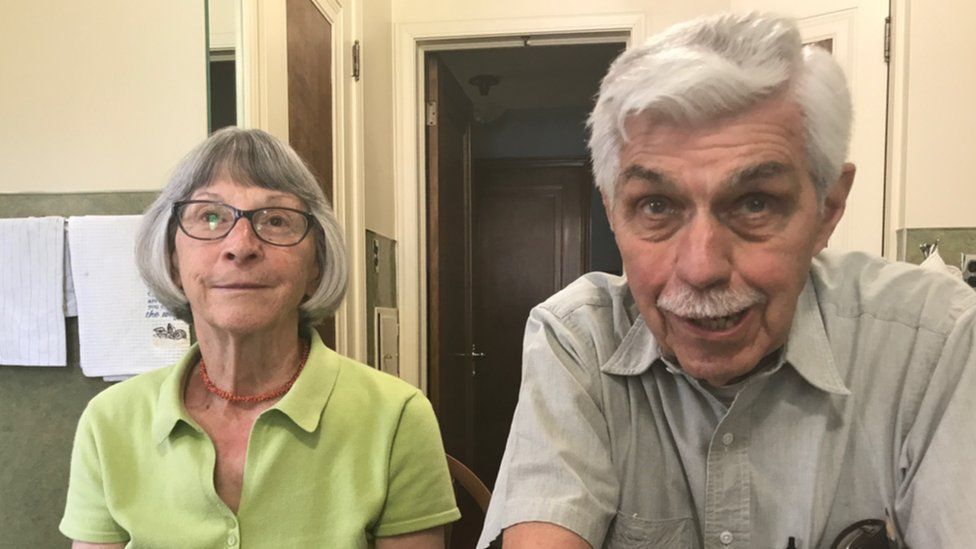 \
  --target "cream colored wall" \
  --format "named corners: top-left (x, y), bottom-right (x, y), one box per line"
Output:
top-left (391, 0), bottom-right (727, 31)
top-left (0, 2), bottom-right (207, 193)
top-left (363, 0), bottom-right (395, 238)
top-left (897, 0), bottom-right (976, 228)
top-left (209, 0), bottom-right (237, 50)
